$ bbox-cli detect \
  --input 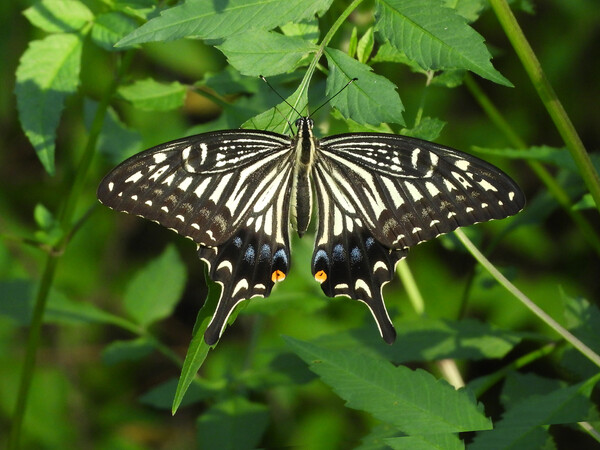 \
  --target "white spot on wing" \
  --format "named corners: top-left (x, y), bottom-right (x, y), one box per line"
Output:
top-left (217, 260), bottom-right (232, 274)
top-left (232, 279), bottom-right (249, 297)
top-left (108, 182), bottom-right (114, 192)
top-left (125, 171), bottom-right (143, 183)
top-left (354, 279), bottom-right (372, 297)
top-left (404, 182), bottom-right (423, 201)
top-left (153, 153), bottom-right (168, 163)
top-left (178, 176), bottom-right (193, 192)
top-left (455, 159), bottom-right (470, 171)
top-left (478, 179), bottom-right (498, 192)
